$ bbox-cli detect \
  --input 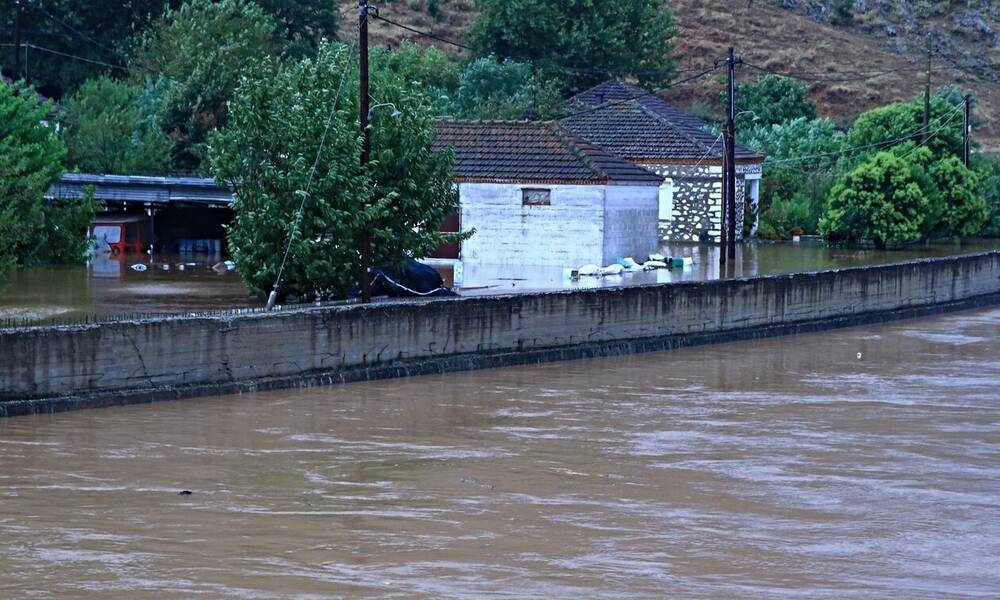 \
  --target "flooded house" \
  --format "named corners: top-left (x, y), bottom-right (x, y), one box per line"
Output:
top-left (433, 120), bottom-right (664, 268)
top-left (562, 80), bottom-right (766, 243)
